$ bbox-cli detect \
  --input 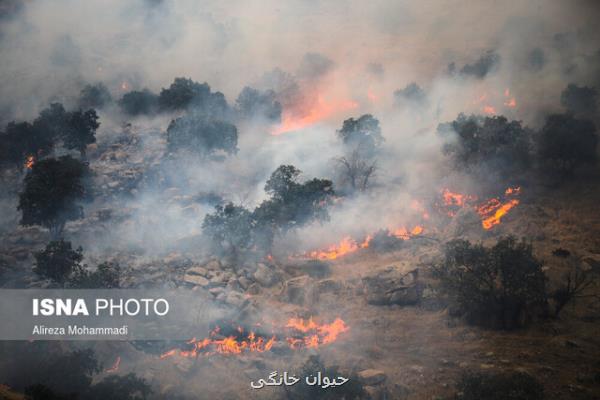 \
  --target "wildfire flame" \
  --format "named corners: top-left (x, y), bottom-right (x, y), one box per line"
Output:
top-left (476, 186), bottom-right (520, 230)
top-left (159, 318), bottom-right (349, 359)
top-left (439, 186), bottom-right (521, 229)
top-left (272, 95), bottom-right (358, 135)
top-left (24, 155), bottom-right (35, 170)
top-left (105, 356), bottom-right (121, 373)
top-left (300, 223), bottom-right (424, 261)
